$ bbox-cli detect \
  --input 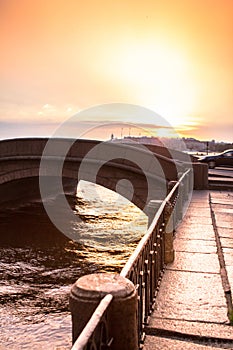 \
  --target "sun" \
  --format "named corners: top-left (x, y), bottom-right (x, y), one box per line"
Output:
top-left (104, 40), bottom-right (197, 129)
